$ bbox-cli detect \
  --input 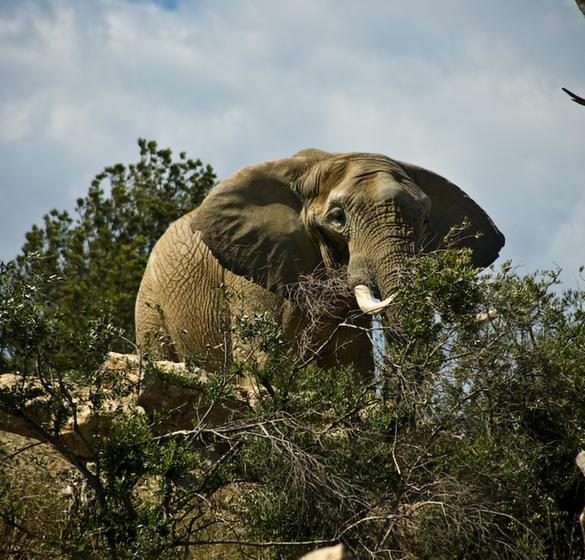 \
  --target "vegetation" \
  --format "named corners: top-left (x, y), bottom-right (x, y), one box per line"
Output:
top-left (13, 139), bottom-right (215, 354)
top-left (0, 143), bottom-right (584, 559)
